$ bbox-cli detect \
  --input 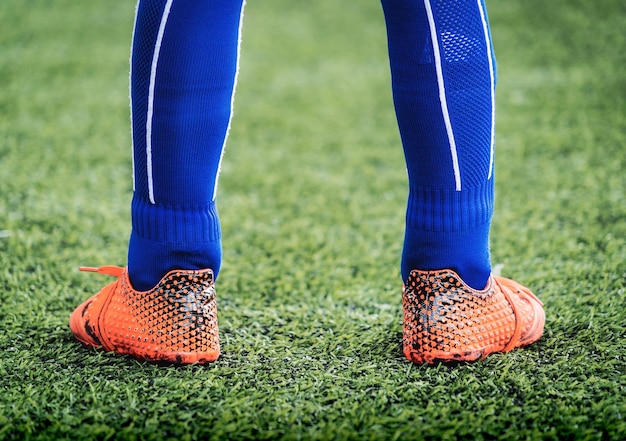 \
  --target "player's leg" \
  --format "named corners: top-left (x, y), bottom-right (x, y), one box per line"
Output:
top-left (129, 0), bottom-right (245, 291)
top-left (381, 0), bottom-right (544, 363)
top-left (70, 0), bottom-right (246, 364)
